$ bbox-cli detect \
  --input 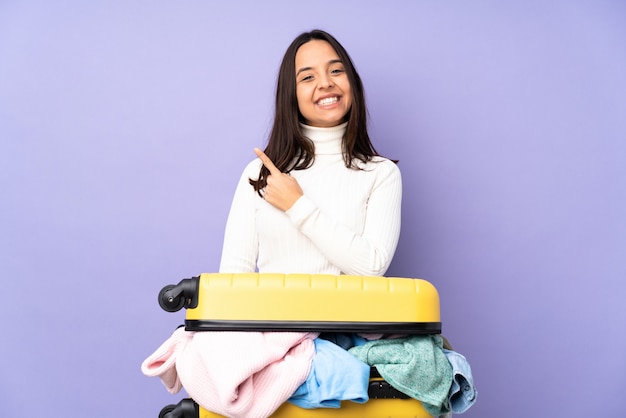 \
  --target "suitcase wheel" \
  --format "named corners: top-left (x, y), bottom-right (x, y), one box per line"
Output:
top-left (158, 277), bottom-right (200, 312)
top-left (158, 285), bottom-right (186, 312)
top-left (159, 404), bottom-right (176, 418)
top-left (159, 398), bottom-right (198, 418)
